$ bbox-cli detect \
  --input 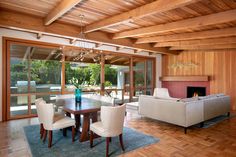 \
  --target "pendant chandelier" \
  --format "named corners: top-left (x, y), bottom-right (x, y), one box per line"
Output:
top-left (73, 14), bottom-right (91, 61)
